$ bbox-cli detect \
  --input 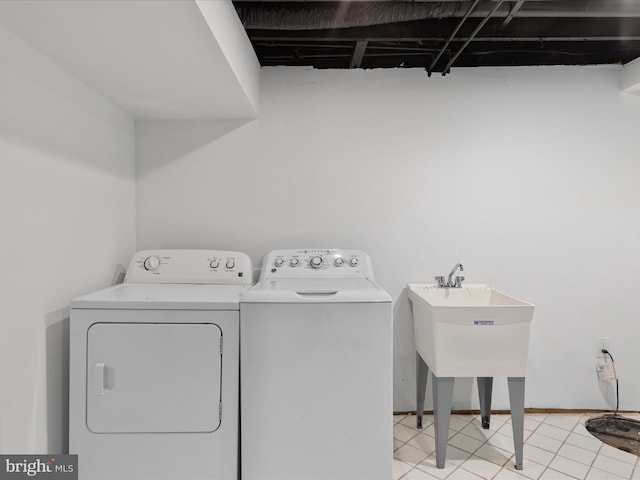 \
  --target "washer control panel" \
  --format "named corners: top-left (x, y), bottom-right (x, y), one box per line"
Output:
top-left (125, 249), bottom-right (253, 285)
top-left (260, 249), bottom-right (374, 279)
